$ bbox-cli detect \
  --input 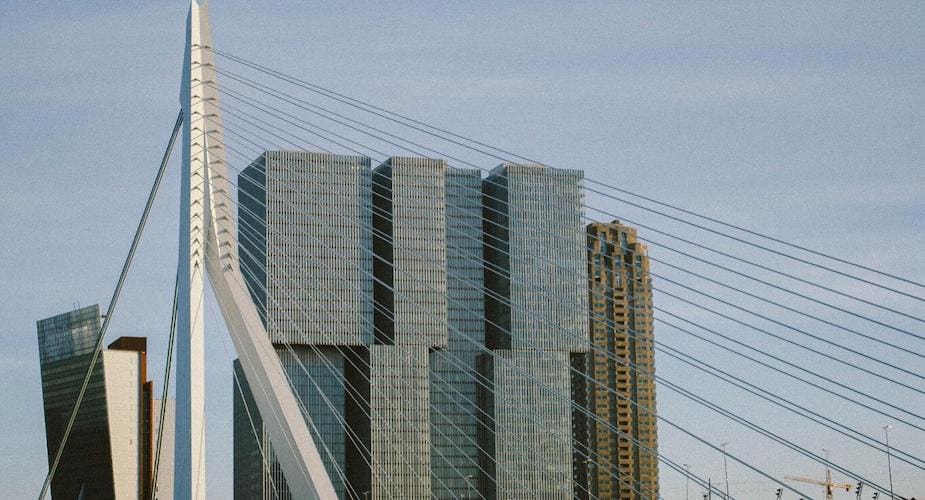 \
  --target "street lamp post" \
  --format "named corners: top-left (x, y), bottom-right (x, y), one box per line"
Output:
top-left (823, 448), bottom-right (831, 478)
top-left (466, 474), bottom-right (475, 500)
top-left (720, 442), bottom-right (731, 500)
top-left (684, 463), bottom-right (691, 500)
top-left (883, 425), bottom-right (894, 500)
